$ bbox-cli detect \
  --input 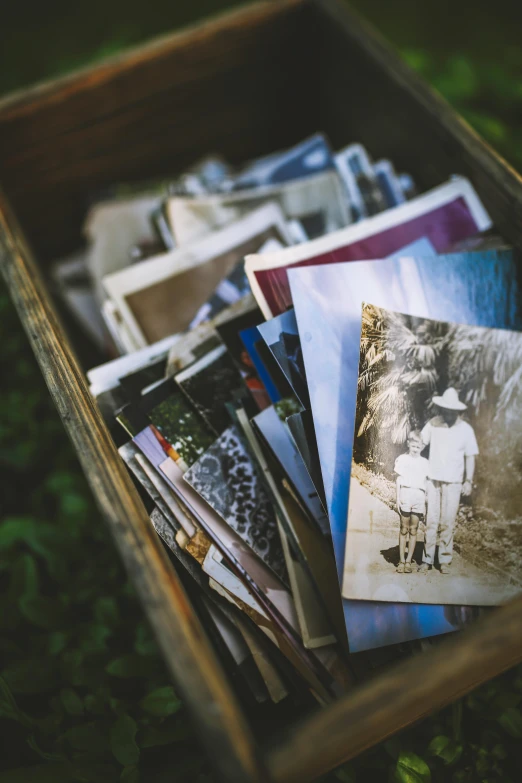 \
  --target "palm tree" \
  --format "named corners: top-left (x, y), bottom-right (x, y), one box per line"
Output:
top-left (356, 305), bottom-right (522, 479)
top-left (355, 306), bottom-right (522, 516)
top-left (356, 304), bottom-right (445, 447)
top-left (447, 322), bottom-right (522, 430)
